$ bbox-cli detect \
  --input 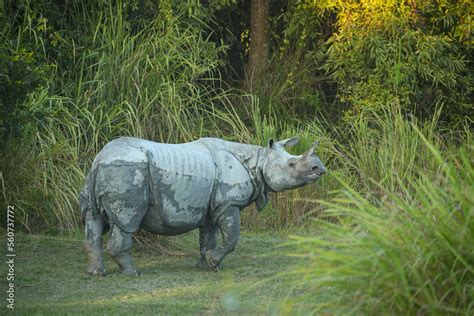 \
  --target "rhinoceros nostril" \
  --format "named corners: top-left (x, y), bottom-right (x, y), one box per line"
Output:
top-left (311, 166), bottom-right (319, 171)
